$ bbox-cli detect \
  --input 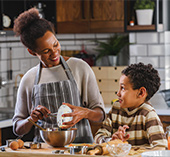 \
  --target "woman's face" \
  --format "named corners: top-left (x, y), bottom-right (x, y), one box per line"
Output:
top-left (33, 31), bottom-right (61, 68)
